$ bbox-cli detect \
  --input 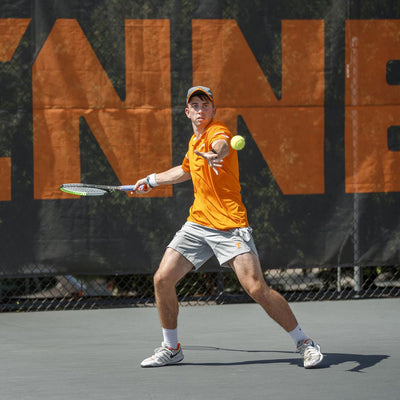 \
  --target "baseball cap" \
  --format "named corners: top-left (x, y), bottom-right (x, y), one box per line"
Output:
top-left (186, 86), bottom-right (214, 104)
